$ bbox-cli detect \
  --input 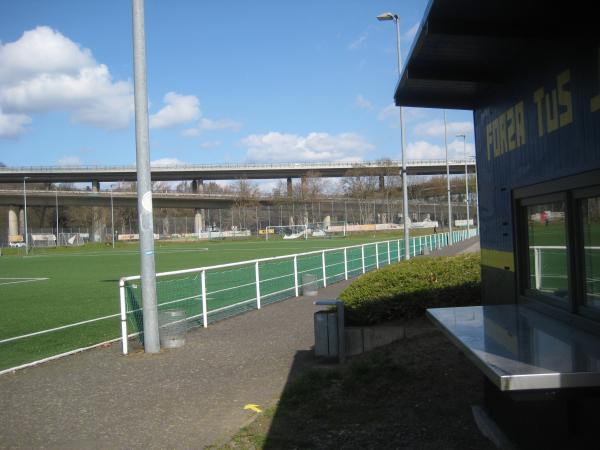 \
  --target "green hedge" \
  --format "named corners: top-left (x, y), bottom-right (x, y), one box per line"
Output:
top-left (339, 254), bottom-right (481, 325)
